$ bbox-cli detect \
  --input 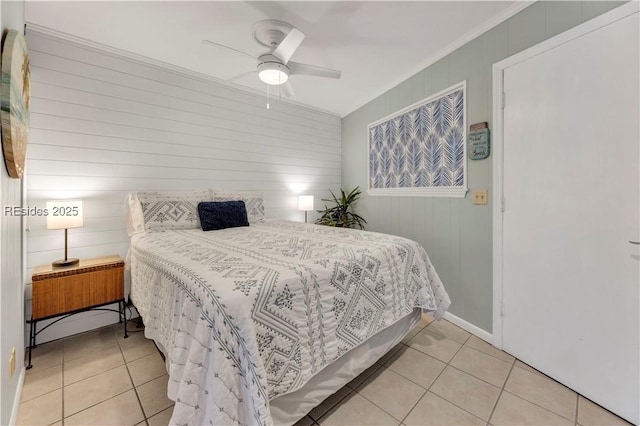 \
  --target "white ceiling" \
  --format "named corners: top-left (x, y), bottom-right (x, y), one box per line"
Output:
top-left (25, 1), bottom-right (527, 117)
